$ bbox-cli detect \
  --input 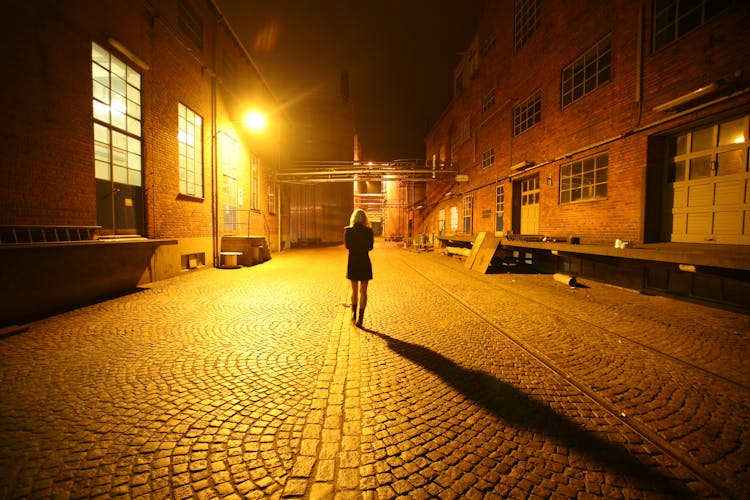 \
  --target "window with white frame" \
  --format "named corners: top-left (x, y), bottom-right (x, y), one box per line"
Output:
top-left (561, 36), bottom-right (611, 108)
top-left (514, 0), bottom-right (541, 52)
top-left (92, 42), bottom-right (142, 187)
top-left (449, 206), bottom-right (459, 232)
top-left (560, 152), bottom-right (609, 204)
top-left (653, 0), bottom-right (731, 51)
top-left (438, 209), bottom-right (446, 233)
top-left (481, 148), bottom-right (495, 168)
top-left (513, 90), bottom-right (541, 136)
top-left (250, 153), bottom-right (260, 210)
top-left (462, 195), bottom-right (473, 233)
top-left (219, 132), bottom-right (238, 231)
top-left (178, 103), bottom-right (203, 197)
top-left (267, 173), bottom-right (276, 214)
top-left (495, 184), bottom-right (505, 232)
